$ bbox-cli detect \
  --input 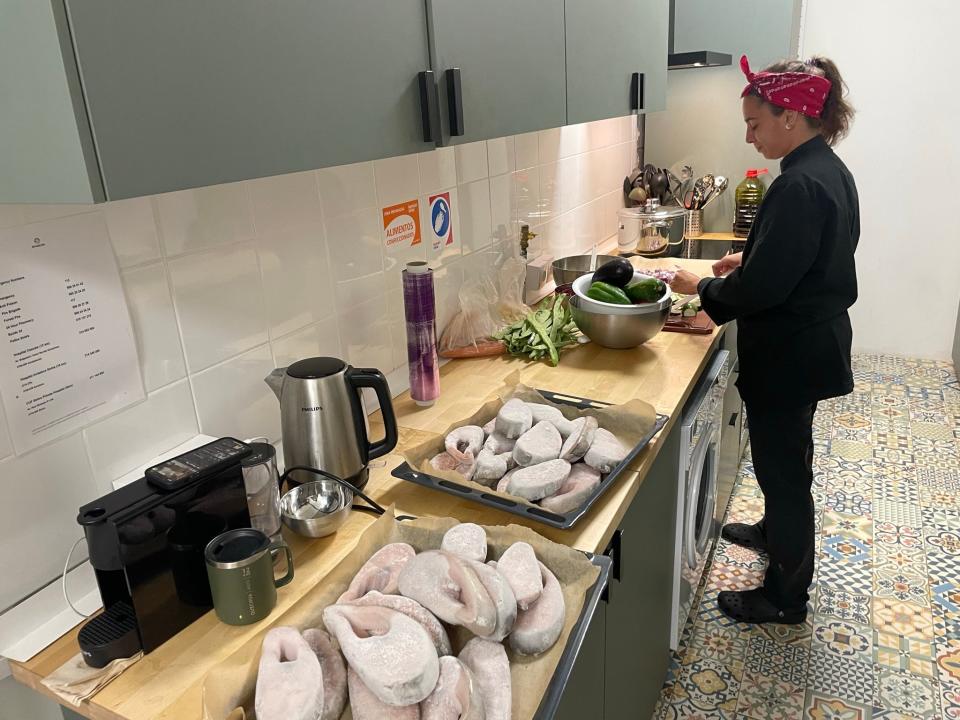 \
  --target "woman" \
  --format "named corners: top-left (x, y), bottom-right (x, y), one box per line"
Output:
top-left (670, 55), bottom-right (858, 624)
